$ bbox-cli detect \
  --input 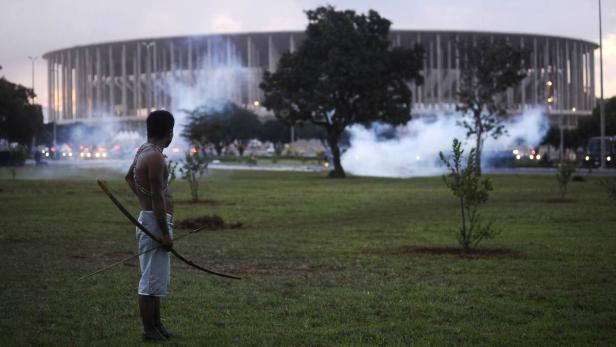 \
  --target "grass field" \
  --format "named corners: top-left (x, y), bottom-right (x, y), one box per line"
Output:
top-left (0, 168), bottom-right (615, 346)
